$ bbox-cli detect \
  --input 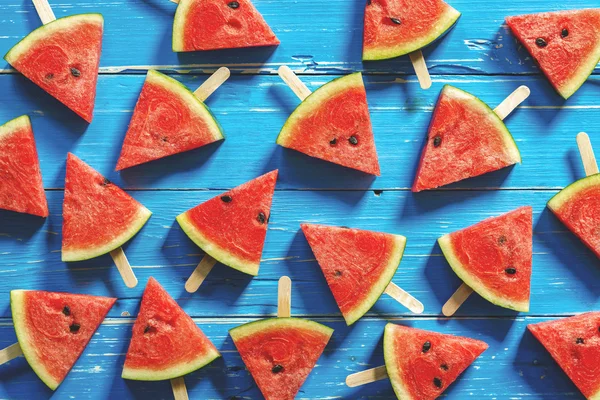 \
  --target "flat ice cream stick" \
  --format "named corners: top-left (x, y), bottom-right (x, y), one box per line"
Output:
top-left (384, 282), bottom-right (424, 314)
top-left (170, 0), bottom-right (179, 3)
top-left (408, 50), bottom-right (432, 90)
top-left (170, 376), bottom-right (189, 400)
top-left (185, 254), bottom-right (217, 293)
top-left (0, 343), bottom-right (23, 365)
top-left (110, 248), bottom-right (138, 288)
top-left (442, 284), bottom-right (474, 317)
top-left (32, 0), bottom-right (56, 24)
top-left (277, 276), bottom-right (292, 317)
top-left (193, 67), bottom-right (230, 102)
top-left (576, 132), bottom-right (598, 176)
top-left (278, 66), bottom-right (312, 101)
top-left (346, 365), bottom-right (388, 388)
